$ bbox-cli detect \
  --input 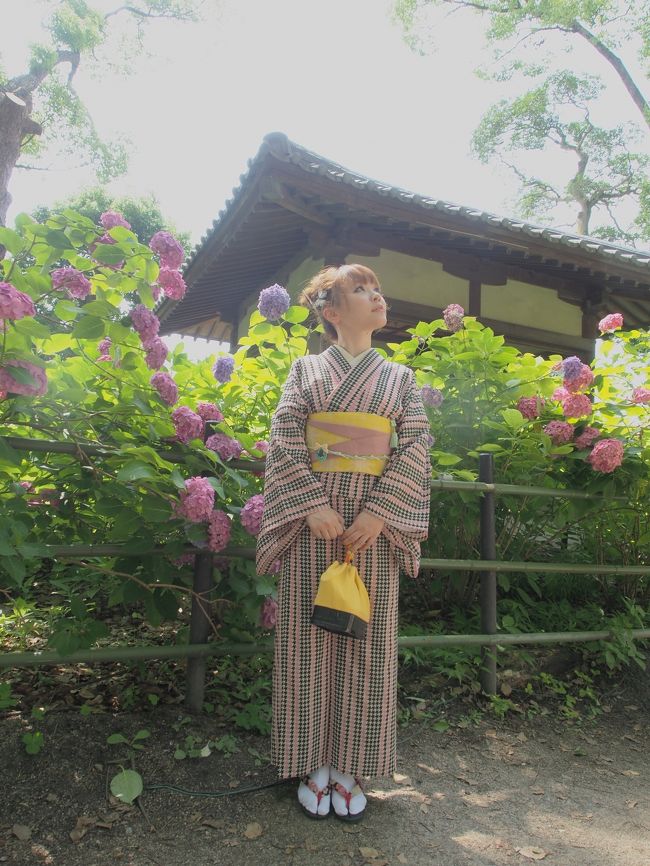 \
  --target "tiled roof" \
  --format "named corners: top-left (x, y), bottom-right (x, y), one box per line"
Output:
top-left (185, 131), bottom-right (650, 274)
